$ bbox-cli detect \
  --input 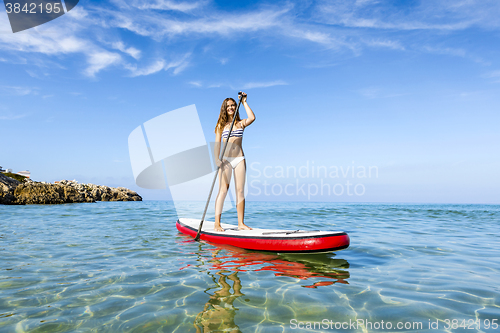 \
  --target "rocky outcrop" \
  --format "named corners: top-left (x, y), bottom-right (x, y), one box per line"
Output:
top-left (57, 180), bottom-right (142, 202)
top-left (14, 182), bottom-right (92, 204)
top-left (0, 173), bottom-right (20, 204)
top-left (0, 176), bottom-right (142, 205)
